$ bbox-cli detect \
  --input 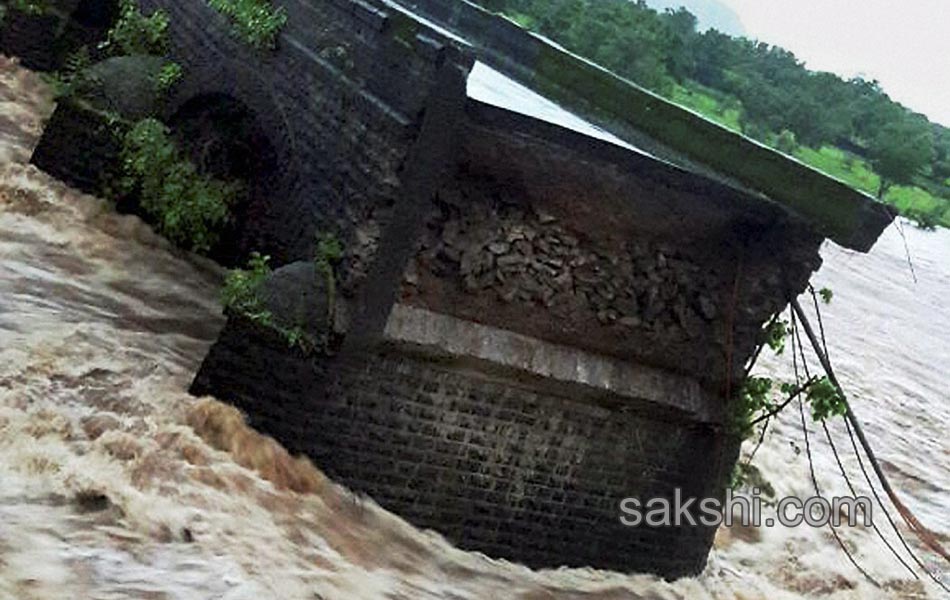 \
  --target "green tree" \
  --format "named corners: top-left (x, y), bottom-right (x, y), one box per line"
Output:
top-left (867, 116), bottom-right (935, 198)
top-left (468, 0), bottom-right (950, 209)
top-left (774, 129), bottom-right (798, 155)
